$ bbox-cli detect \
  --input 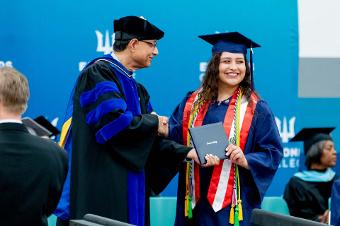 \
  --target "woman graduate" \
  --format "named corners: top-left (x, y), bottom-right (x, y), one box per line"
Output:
top-left (284, 127), bottom-right (338, 223)
top-left (167, 32), bottom-right (283, 226)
